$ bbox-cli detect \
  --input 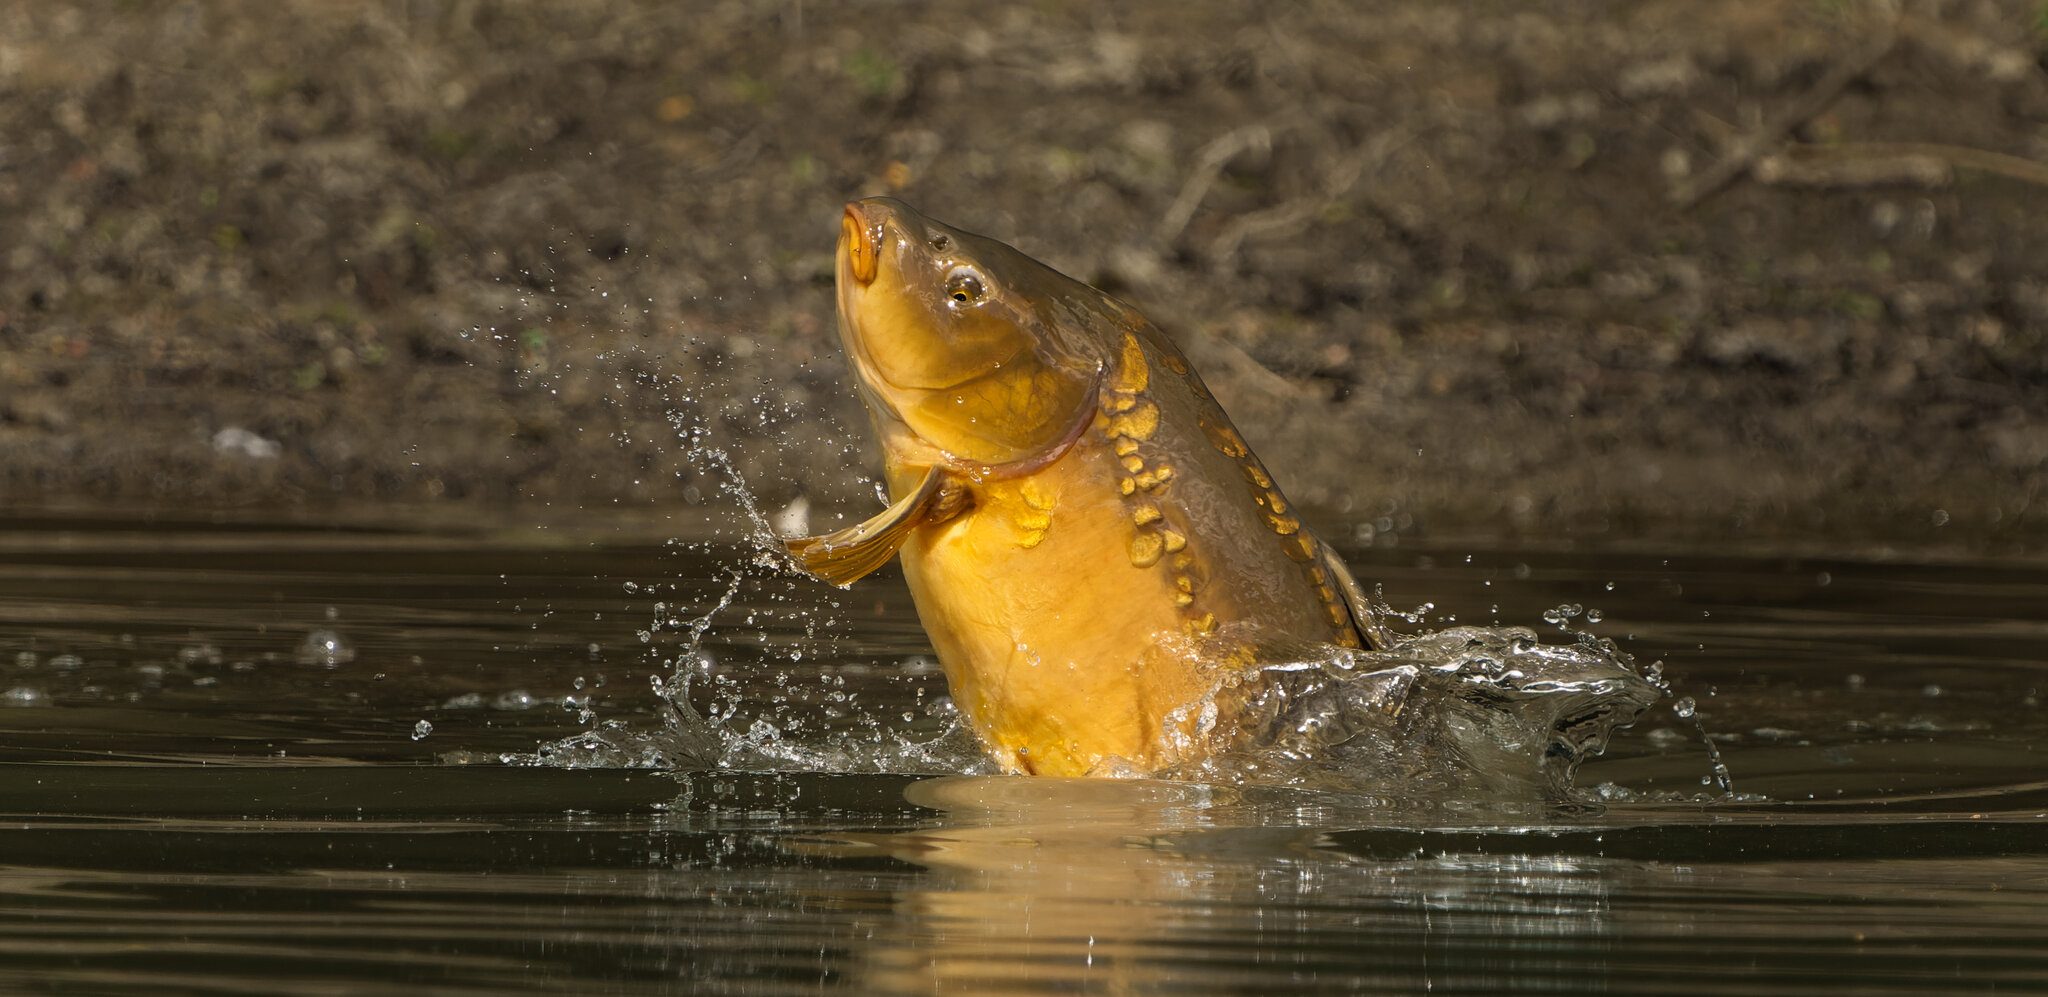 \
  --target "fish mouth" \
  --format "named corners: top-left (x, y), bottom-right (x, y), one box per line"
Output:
top-left (833, 201), bottom-right (889, 397)
top-left (833, 202), bottom-right (899, 404)
top-left (841, 202), bottom-right (882, 286)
